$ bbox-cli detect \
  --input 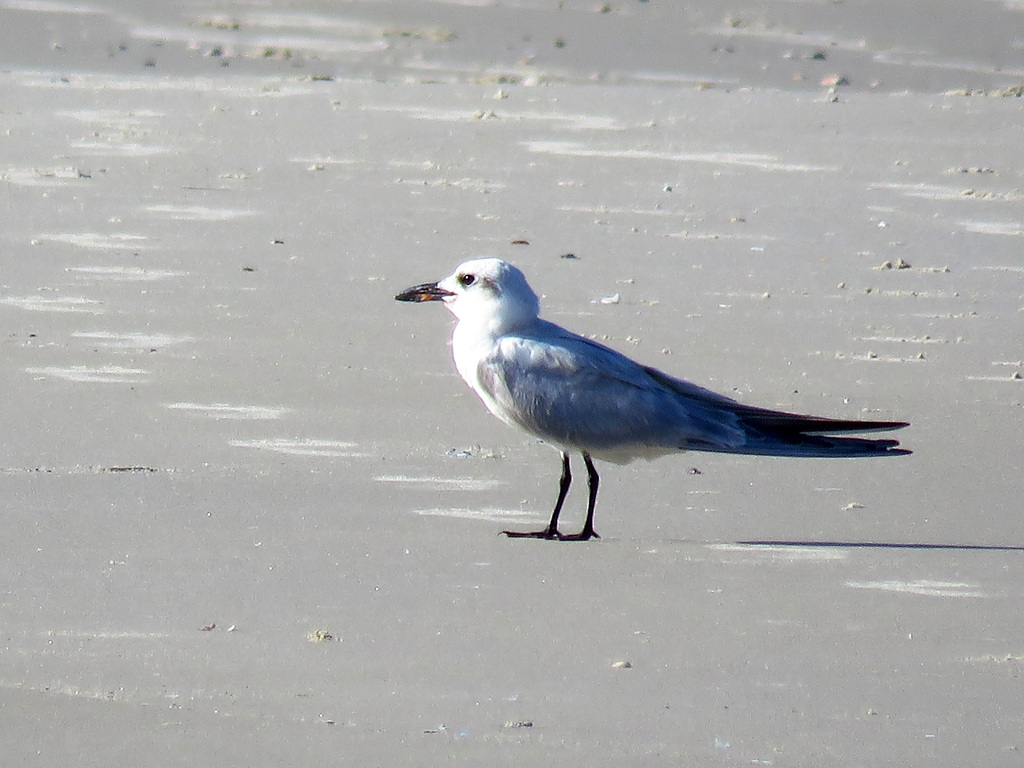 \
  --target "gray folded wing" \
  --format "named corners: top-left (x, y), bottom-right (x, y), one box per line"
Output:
top-left (477, 321), bottom-right (908, 460)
